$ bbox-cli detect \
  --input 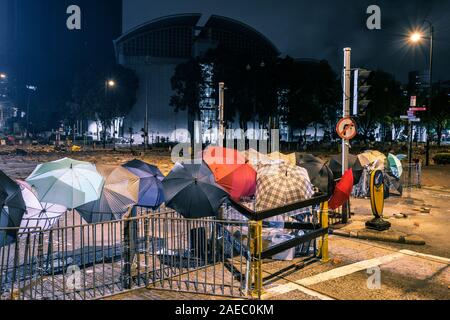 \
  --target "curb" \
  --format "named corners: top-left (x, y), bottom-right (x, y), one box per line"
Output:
top-left (331, 229), bottom-right (426, 246)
